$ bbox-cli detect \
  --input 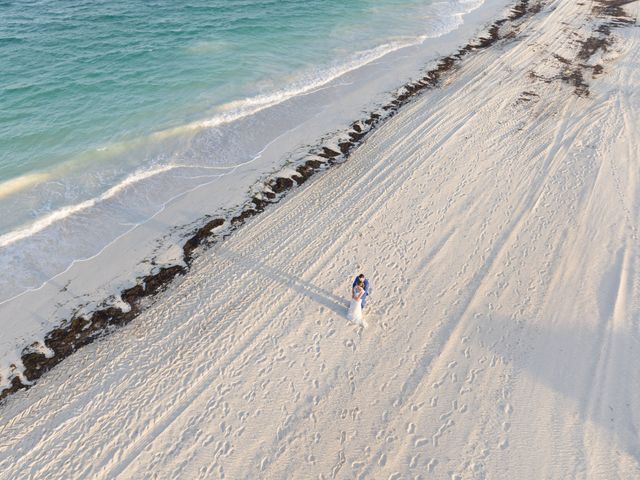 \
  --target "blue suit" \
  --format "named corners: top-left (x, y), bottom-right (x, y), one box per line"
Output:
top-left (352, 276), bottom-right (370, 309)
